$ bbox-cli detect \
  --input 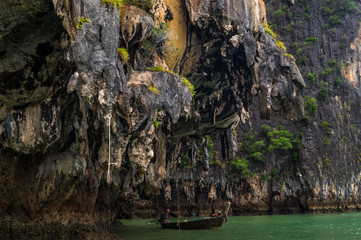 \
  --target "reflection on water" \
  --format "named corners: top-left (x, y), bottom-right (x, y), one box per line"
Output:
top-left (116, 212), bottom-right (361, 240)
